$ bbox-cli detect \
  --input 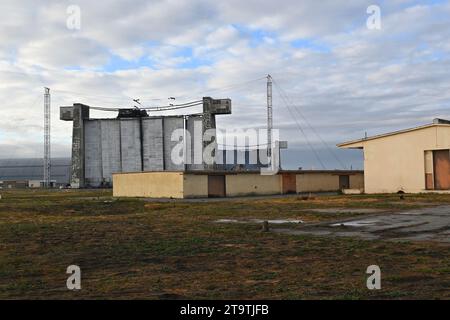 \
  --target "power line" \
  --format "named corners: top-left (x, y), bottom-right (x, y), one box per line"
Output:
top-left (144, 100), bottom-right (202, 109)
top-left (88, 100), bottom-right (203, 112)
top-left (54, 76), bottom-right (267, 103)
top-left (198, 76), bottom-right (267, 95)
top-left (1, 68), bottom-right (267, 108)
top-left (272, 78), bottom-right (346, 169)
top-left (143, 102), bottom-right (203, 112)
top-left (272, 80), bottom-right (326, 169)
top-left (217, 143), bottom-right (269, 148)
